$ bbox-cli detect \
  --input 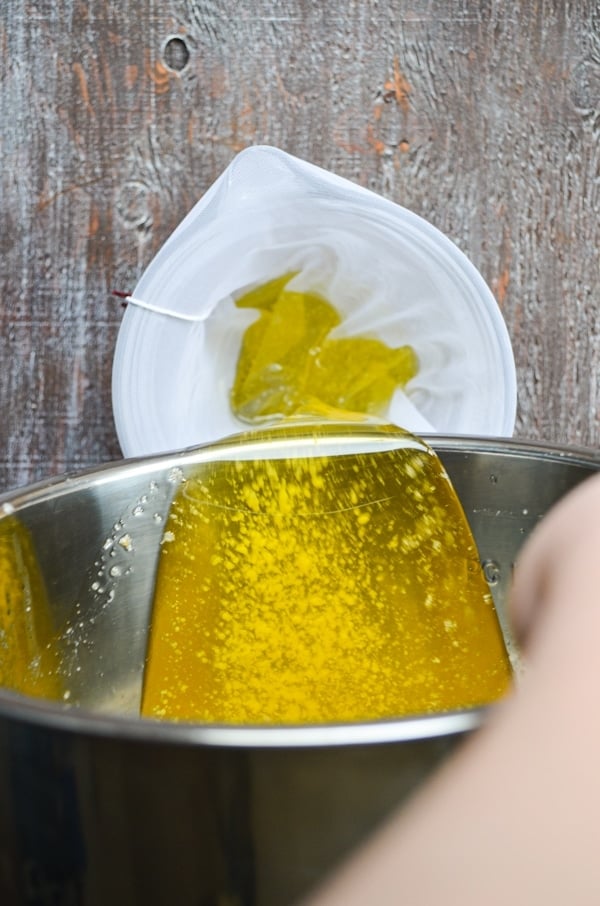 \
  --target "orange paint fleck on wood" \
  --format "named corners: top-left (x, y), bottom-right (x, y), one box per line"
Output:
top-left (145, 55), bottom-right (171, 94)
top-left (88, 204), bottom-right (100, 238)
top-left (72, 62), bottom-right (94, 115)
top-left (493, 268), bottom-right (511, 306)
top-left (384, 57), bottom-right (411, 115)
top-left (125, 64), bottom-right (138, 89)
top-left (366, 123), bottom-right (386, 155)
